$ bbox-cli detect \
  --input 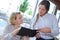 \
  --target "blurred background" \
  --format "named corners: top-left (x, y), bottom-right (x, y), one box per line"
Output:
top-left (0, 0), bottom-right (60, 40)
